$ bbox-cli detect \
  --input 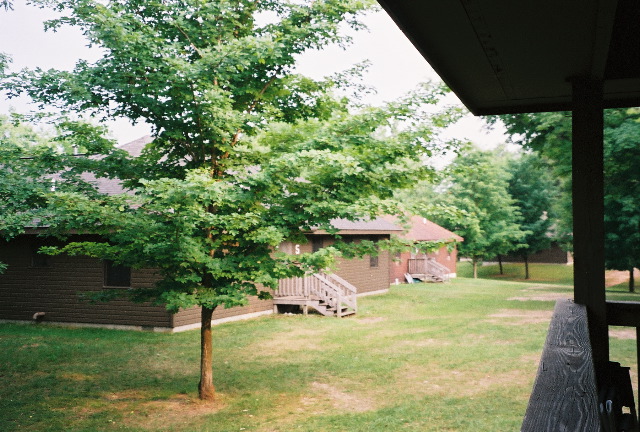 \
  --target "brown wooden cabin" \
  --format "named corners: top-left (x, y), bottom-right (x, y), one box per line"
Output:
top-left (378, 0), bottom-right (640, 429)
top-left (1, 134), bottom-right (403, 330)
top-left (383, 215), bottom-right (463, 284)
top-left (0, 221), bottom-right (398, 332)
top-left (496, 242), bottom-right (573, 265)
